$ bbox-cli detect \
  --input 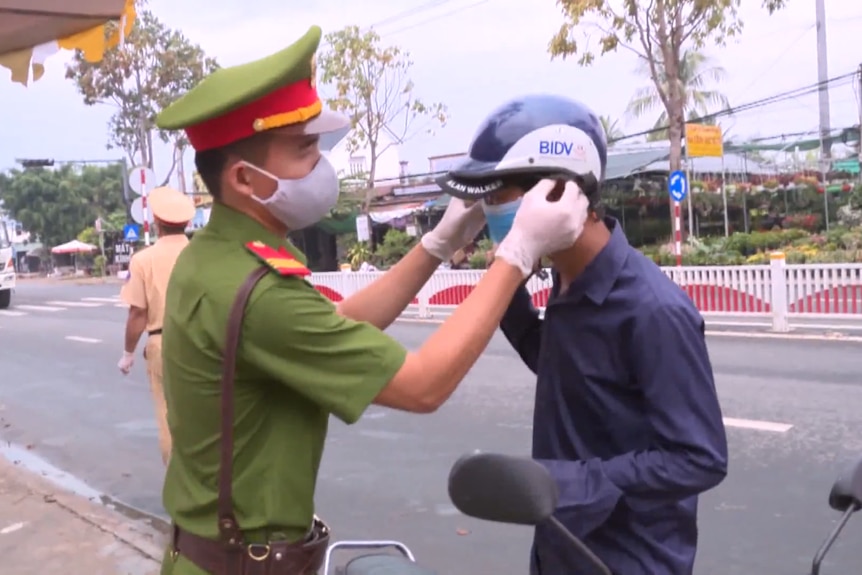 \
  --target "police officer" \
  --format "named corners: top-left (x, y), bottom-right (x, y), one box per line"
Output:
top-left (118, 186), bottom-right (195, 466)
top-left (439, 94), bottom-right (728, 575)
top-left (154, 26), bottom-right (590, 575)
